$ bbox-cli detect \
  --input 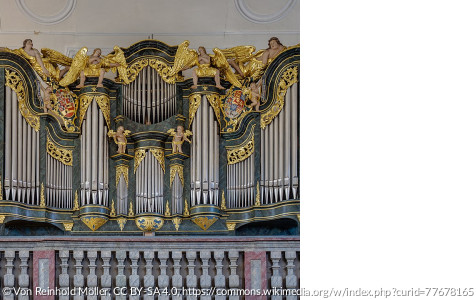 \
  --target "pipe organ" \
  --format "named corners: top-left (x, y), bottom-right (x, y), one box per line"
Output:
top-left (3, 86), bottom-right (40, 205)
top-left (190, 96), bottom-right (220, 207)
top-left (261, 82), bottom-right (300, 204)
top-left (0, 40), bottom-right (300, 235)
top-left (123, 66), bottom-right (176, 124)
top-left (80, 101), bottom-right (109, 207)
top-left (135, 150), bottom-right (165, 214)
